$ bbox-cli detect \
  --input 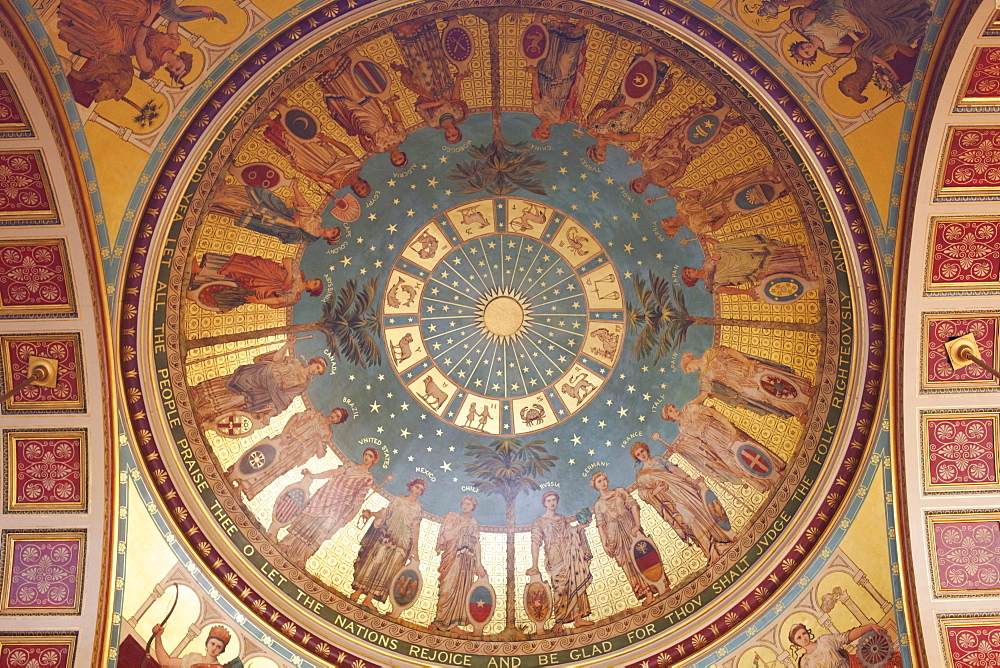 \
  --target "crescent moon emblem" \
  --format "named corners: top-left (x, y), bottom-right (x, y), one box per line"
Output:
top-left (631, 72), bottom-right (649, 88)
